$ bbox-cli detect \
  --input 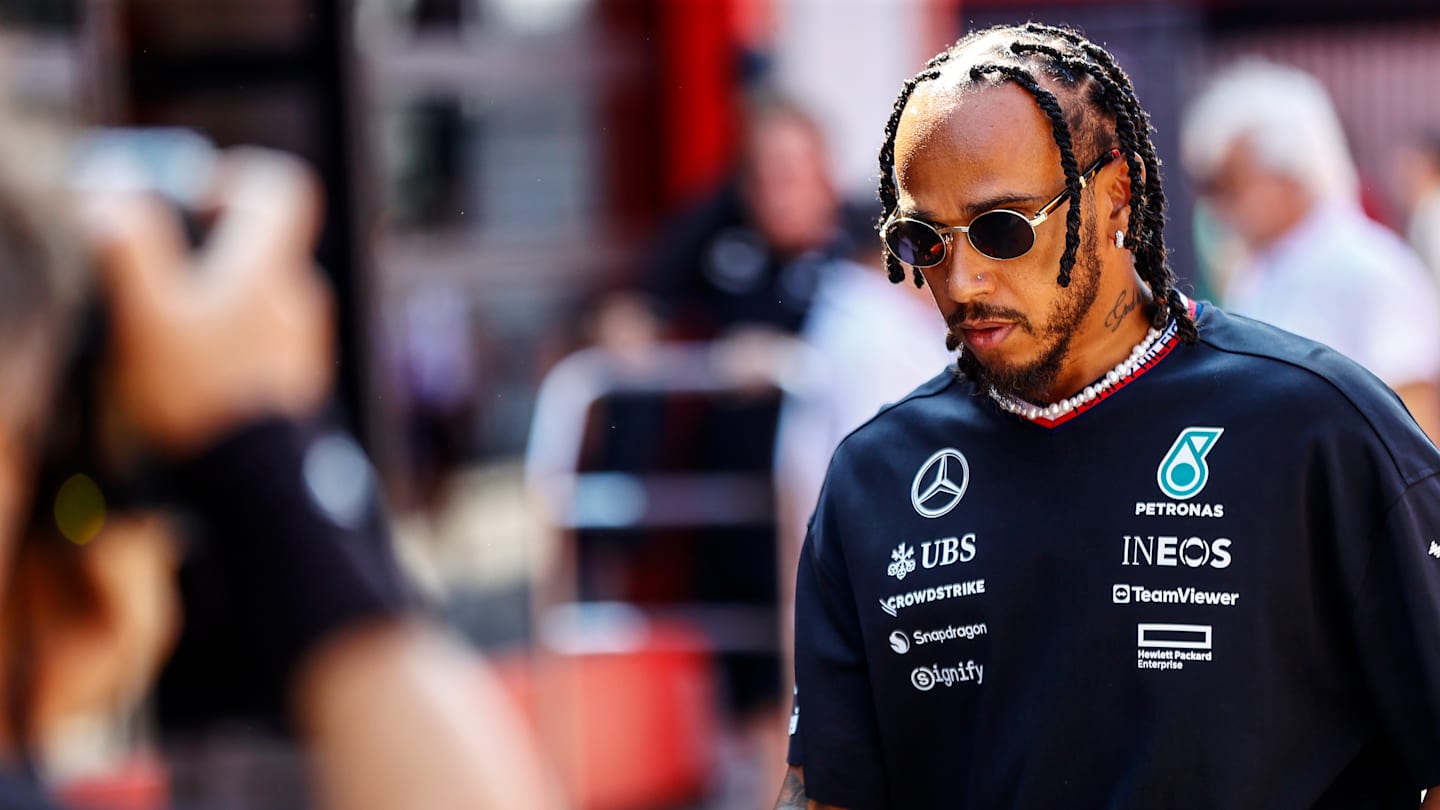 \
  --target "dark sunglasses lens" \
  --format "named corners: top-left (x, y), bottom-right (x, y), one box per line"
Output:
top-left (885, 220), bottom-right (946, 267)
top-left (968, 211), bottom-right (1035, 259)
